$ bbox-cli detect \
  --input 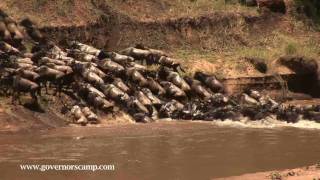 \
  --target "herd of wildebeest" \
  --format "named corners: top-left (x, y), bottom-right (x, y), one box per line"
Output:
top-left (0, 10), bottom-right (320, 125)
